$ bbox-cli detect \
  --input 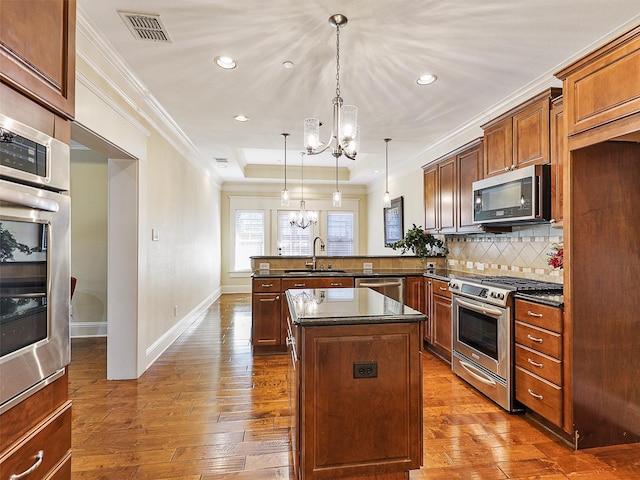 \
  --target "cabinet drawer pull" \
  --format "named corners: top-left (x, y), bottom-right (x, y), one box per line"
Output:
top-left (330, 282), bottom-right (342, 286)
top-left (259, 296), bottom-right (279, 302)
top-left (261, 283), bottom-right (273, 288)
top-left (439, 286), bottom-right (448, 291)
top-left (527, 358), bottom-right (544, 368)
top-left (527, 389), bottom-right (544, 400)
top-left (10, 450), bottom-right (44, 480)
top-left (527, 334), bottom-right (543, 343)
top-left (527, 310), bottom-right (544, 318)
top-left (294, 283), bottom-right (306, 287)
